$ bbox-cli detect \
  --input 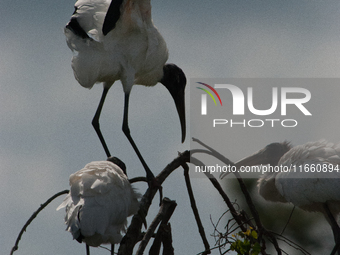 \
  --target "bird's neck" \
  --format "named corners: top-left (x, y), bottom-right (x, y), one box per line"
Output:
top-left (123, 0), bottom-right (152, 23)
